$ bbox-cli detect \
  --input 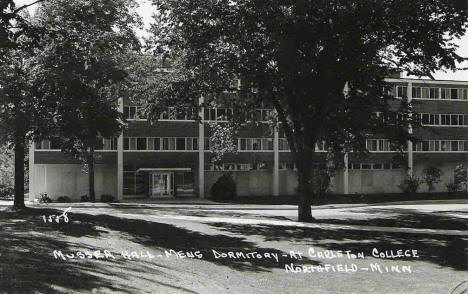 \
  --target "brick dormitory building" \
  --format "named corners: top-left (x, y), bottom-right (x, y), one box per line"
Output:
top-left (28, 75), bottom-right (468, 201)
